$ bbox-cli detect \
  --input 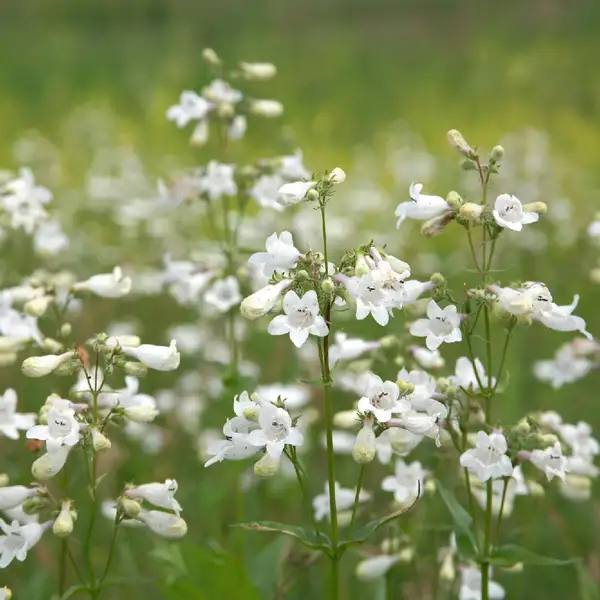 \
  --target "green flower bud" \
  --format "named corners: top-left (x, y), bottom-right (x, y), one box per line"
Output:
top-left (397, 380), bottom-right (415, 395)
top-left (447, 129), bottom-right (477, 158)
top-left (490, 145), bottom-right (505, 161)
top-left (460, 158), bottom-right (478, 171)
top-left (446, 191), bottom-right (463, 210)
top-left (305, 188), bottom-right (319, 202)
top-left (123, 361), bottom-right (148, 377)
top-left (430, 272), bottom-right (445, 286)
top-left (201, 48), bottom-right (221, 65)
top-left (321, 278), bottom-right (335, 293)
top-left (60, 322), bottom-right (72, 338)
top-left (459, 203), bottom-right (484, 221)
